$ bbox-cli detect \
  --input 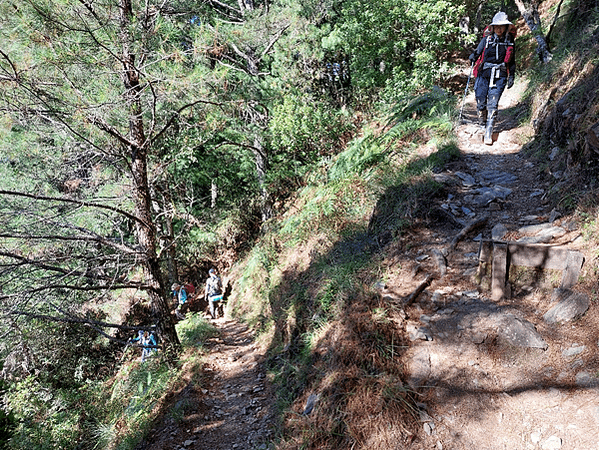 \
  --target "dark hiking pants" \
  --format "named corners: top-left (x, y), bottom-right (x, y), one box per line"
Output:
top-left (475, 75), bottom-right (507, 112)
